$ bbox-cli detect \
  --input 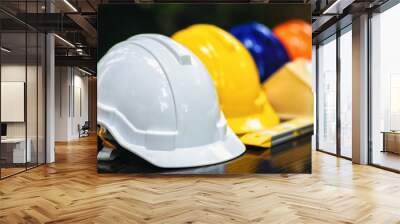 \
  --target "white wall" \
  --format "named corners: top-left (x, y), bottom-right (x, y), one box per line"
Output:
top-left (55, 67), bottom-right (89, 141)
top-left (1, 65), bottom-right (26, 139)
top-left (1, 65), bottom-right (39, 138)
top-left (70, 73), bottom-right (89, 138)
top-left (1, 63), bottom-right (46, 164)
top-left (55, 67), bottom-right (69, 141)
